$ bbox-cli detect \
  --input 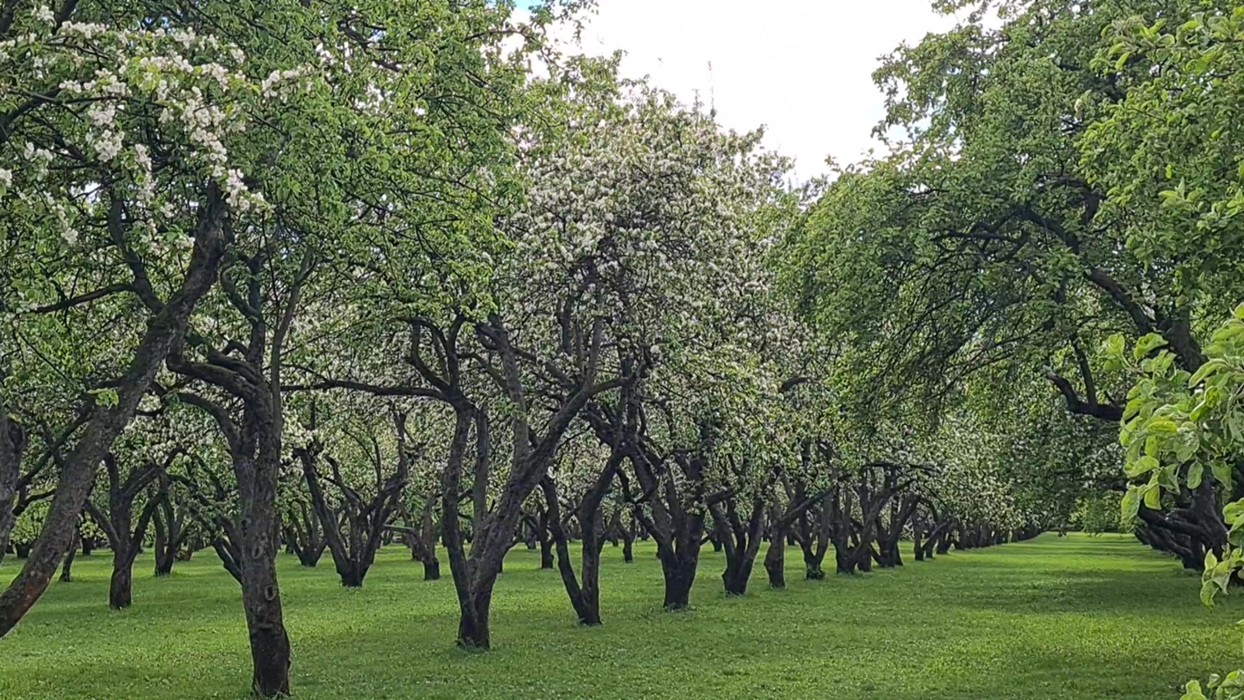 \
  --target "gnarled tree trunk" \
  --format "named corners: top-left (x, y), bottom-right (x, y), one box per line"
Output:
top-left (0, 413), bottom-right (27, 562)
top-left (283, 500), bottom-right (326, 568)
top-left (711, 495), bottom-right (765, 596)
top-left (541, 450), bottom-right (620, 626)
top-left (402, 496), bottom-right (441, 581)
top-left (84, 453), bottom-right (165, 610)
top-left (298, 413), bottom-right (409, 589)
